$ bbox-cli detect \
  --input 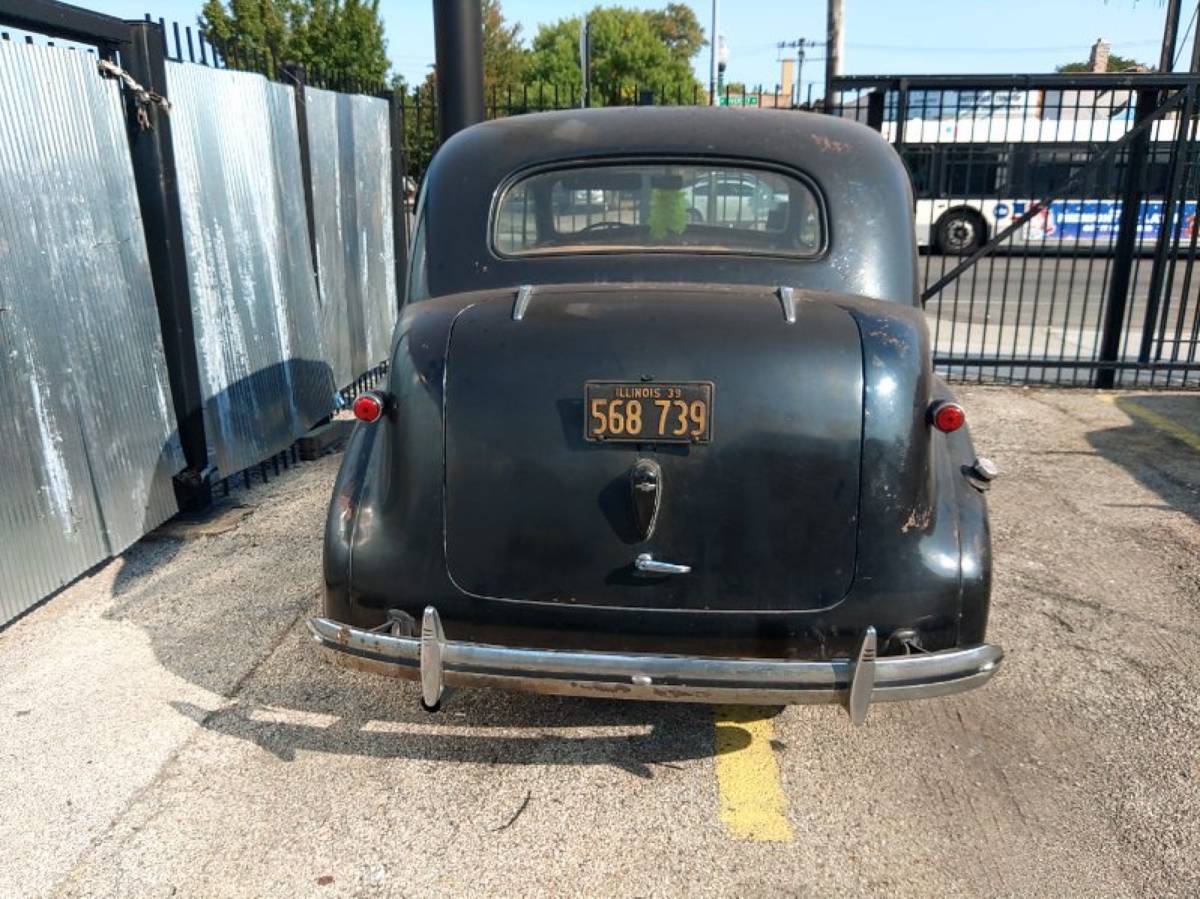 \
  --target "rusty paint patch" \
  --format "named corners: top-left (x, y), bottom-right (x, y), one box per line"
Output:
top-left (866, 326), bottom-right (909, 352)
top-left (901, 506), bottom-right (932, 533)
top-left (810, 134), bottom-right (851, 153)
